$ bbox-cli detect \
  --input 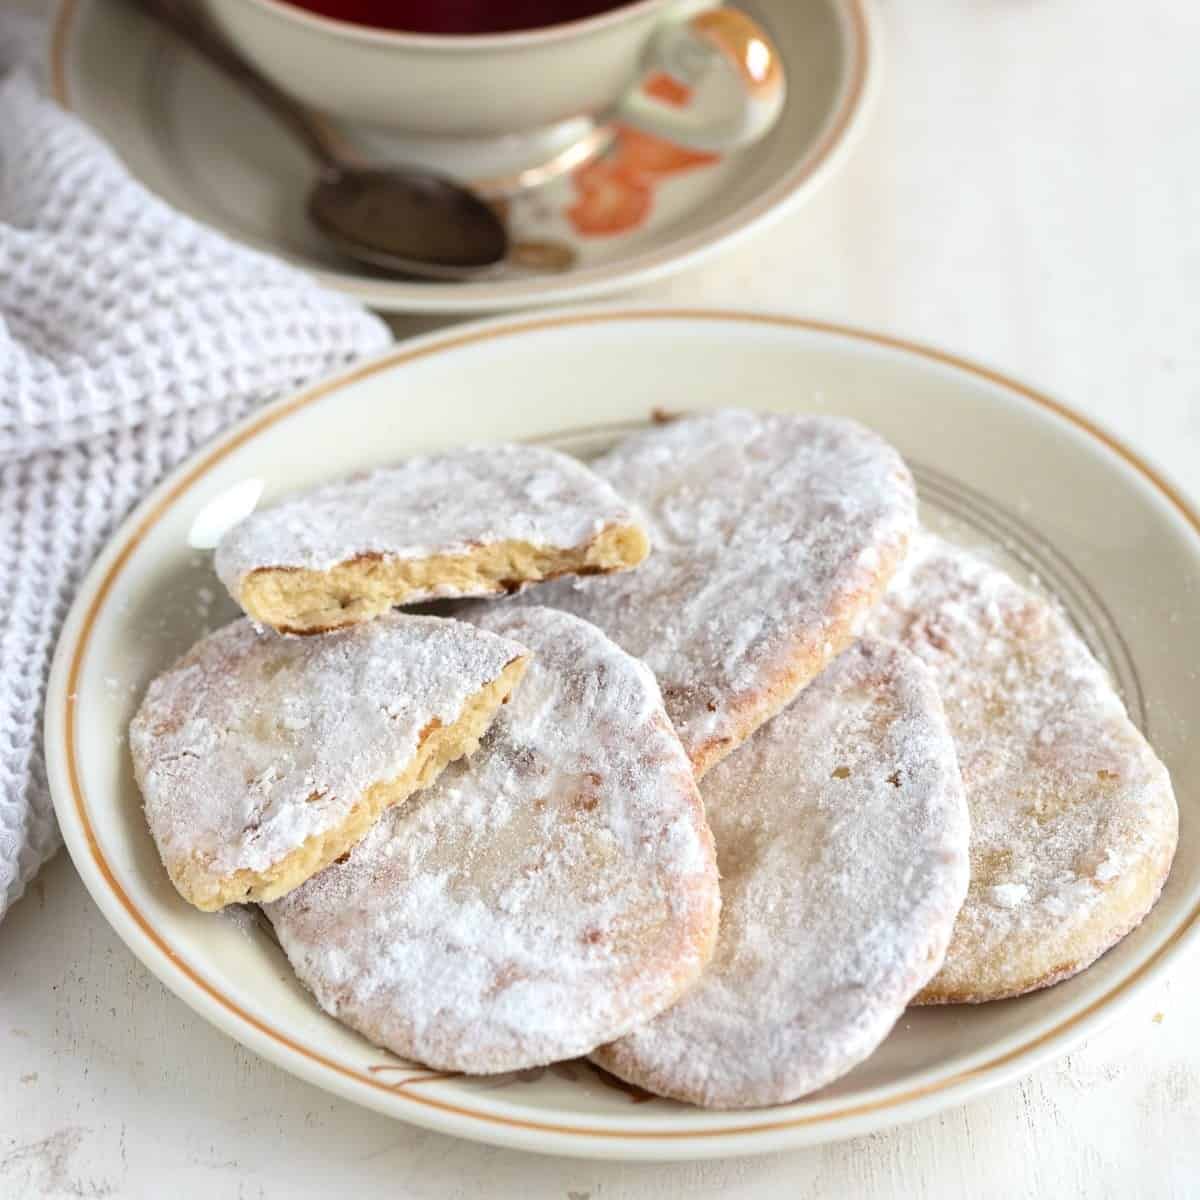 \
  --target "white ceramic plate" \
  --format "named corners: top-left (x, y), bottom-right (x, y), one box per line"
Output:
top-left (49, 0), bottom-right (876, 314)
top-left (47, 310), bottom-right (1200, 1160)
